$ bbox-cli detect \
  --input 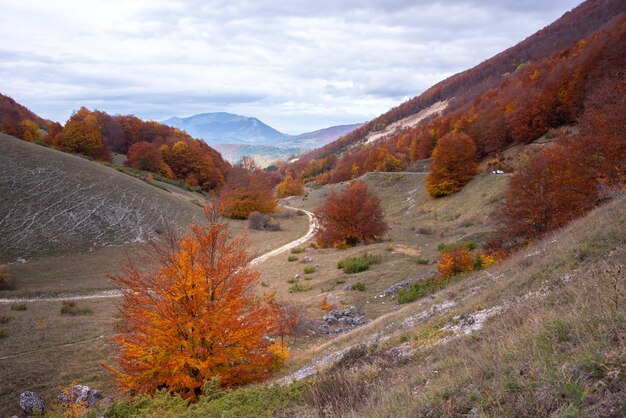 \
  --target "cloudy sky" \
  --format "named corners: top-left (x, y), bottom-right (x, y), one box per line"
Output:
top-left (0, 0), bottom-right (581, 134)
